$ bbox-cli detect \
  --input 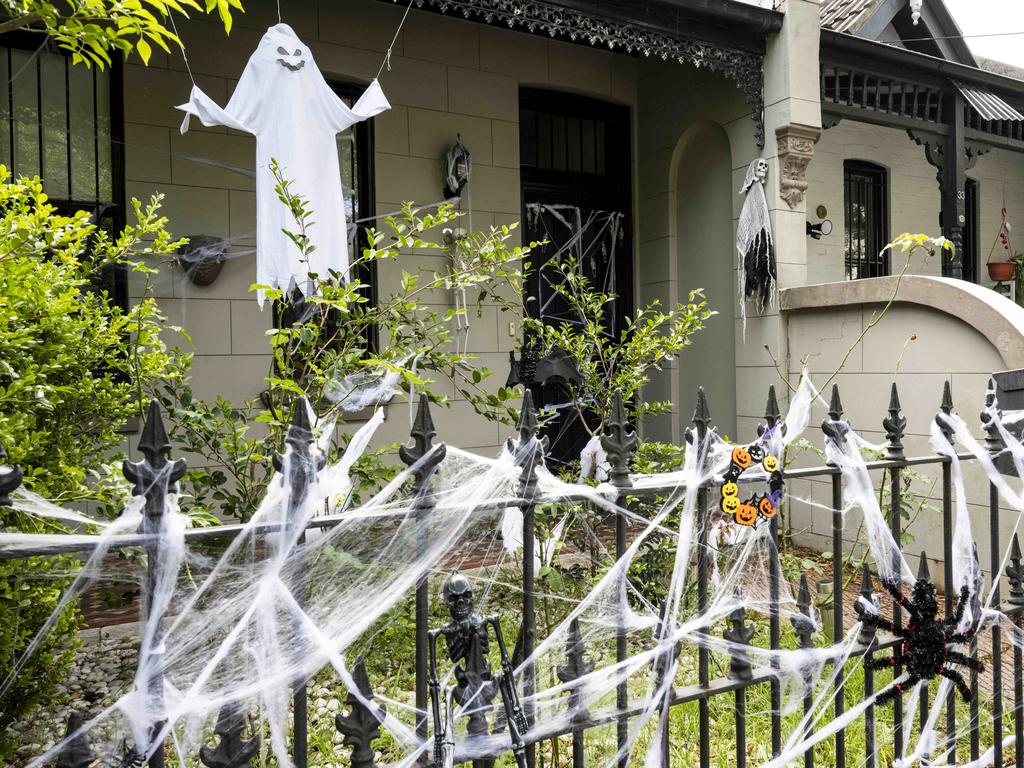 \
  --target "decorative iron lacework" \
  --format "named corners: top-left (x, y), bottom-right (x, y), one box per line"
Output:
top-left (408, 0), bottom-right (766, 147)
